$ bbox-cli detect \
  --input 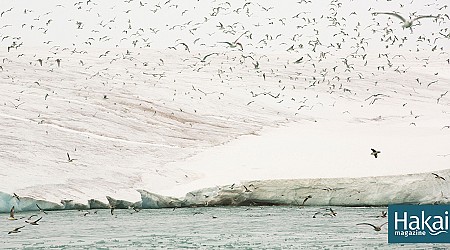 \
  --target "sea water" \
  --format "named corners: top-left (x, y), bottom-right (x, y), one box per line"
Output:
top-left (1, 206), bottom-right (447, 249)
